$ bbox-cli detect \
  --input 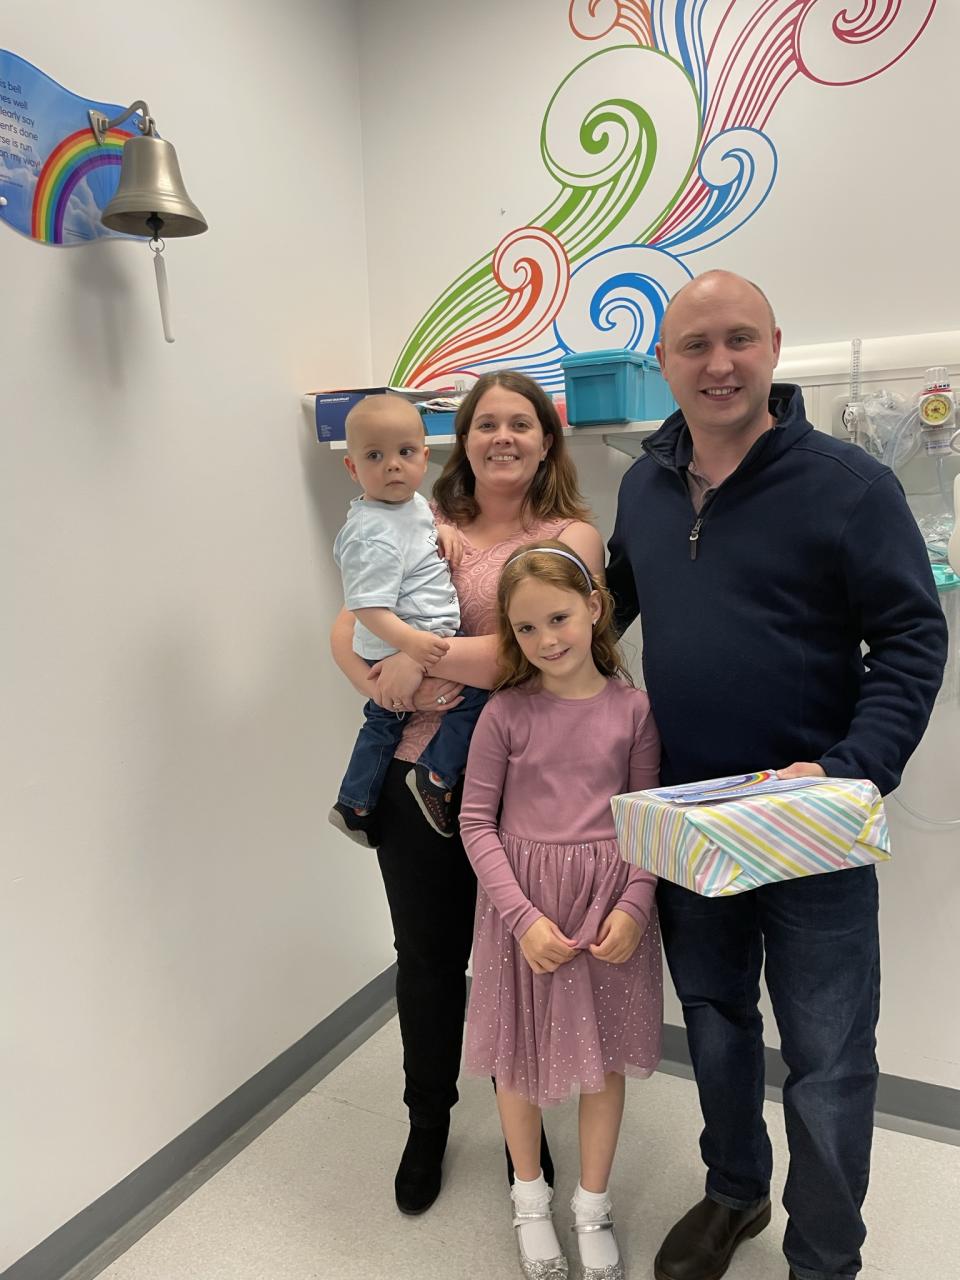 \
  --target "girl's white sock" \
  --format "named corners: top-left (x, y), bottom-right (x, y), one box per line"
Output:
top-left (511, 1172), bottom-right (562, 1262)
top-left (571, 1182), bottom-right (620, 1270)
